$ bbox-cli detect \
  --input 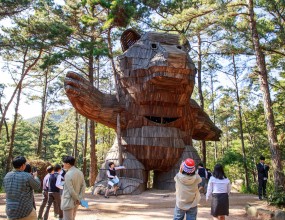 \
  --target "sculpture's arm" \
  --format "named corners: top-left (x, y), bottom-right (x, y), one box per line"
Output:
top-left (189, 99), bottom-right (222, 141)
top-left (64, 71), bottom-right (125, 129)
